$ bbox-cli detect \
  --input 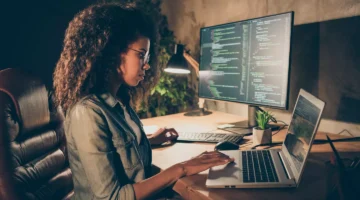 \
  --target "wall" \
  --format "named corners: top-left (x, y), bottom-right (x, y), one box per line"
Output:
top-left (1, 0), bottom-right (99, 87)
top-left (161, 0), bottom-right (360, 136)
